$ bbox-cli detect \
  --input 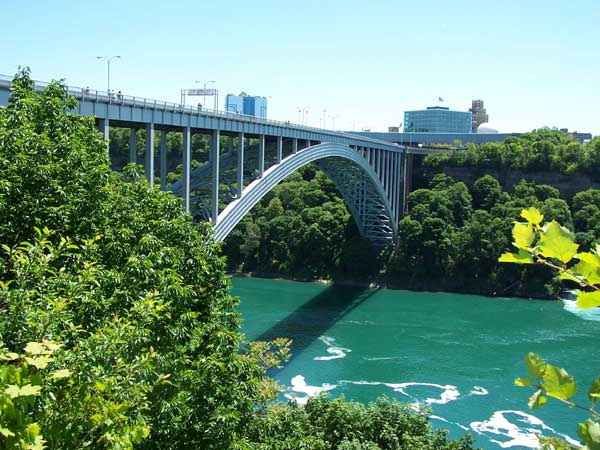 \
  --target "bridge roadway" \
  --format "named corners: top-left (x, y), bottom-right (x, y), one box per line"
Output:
top-left (0, 74), bottom-right (442, 245)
